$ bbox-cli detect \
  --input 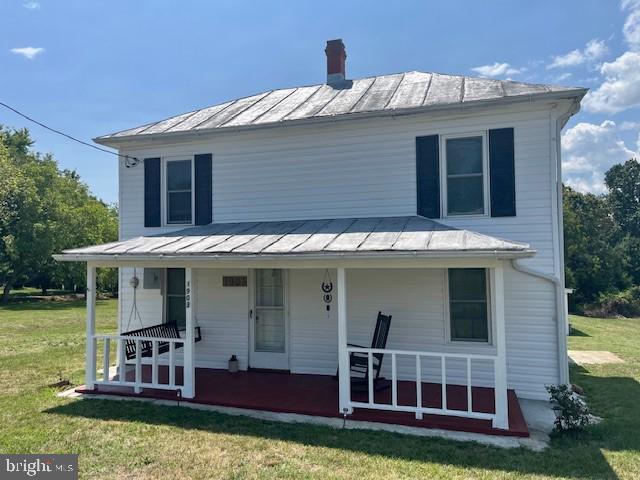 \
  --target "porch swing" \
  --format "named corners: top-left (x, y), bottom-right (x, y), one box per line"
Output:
top-left (121, 270), bottom-right (202, 361)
